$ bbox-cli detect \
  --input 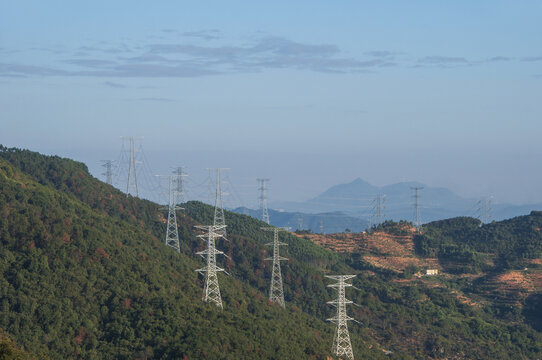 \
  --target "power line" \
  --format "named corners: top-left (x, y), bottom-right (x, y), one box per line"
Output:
top-left (257, 178), bottom-right (270, 224)
top-left (326, 275), bottom-right (357, 360)
top-left (222, 173), bottom-right (249, 210)
top-left (262, 227), bottom-right (288, 308)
